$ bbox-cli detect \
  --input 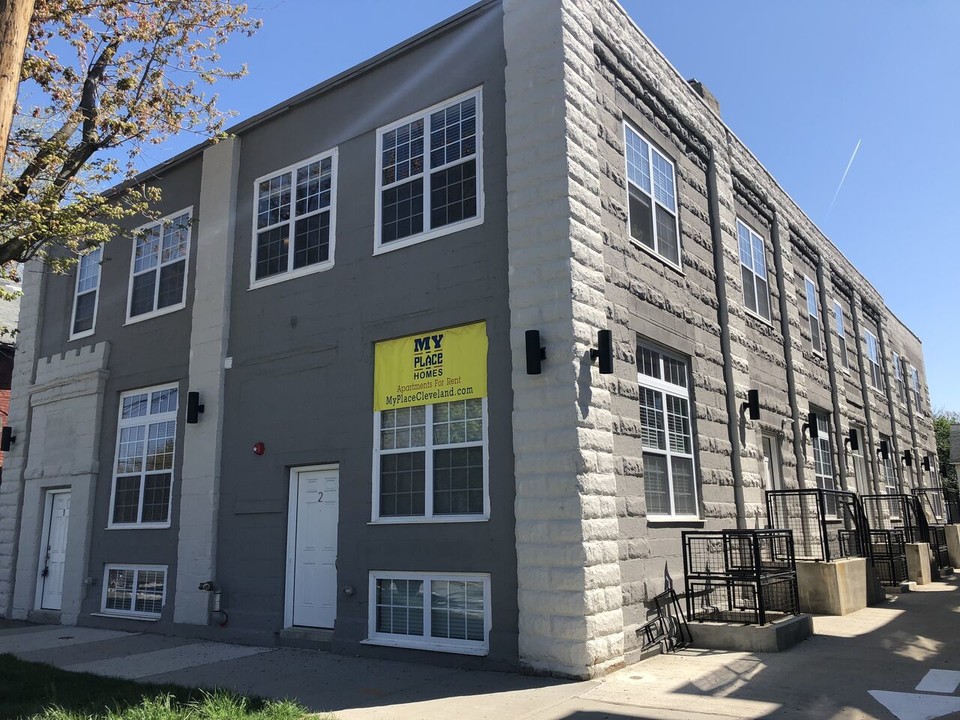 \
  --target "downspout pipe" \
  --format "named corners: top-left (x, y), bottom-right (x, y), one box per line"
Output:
top-left (816, 259), bottom-right (848, 492)
top-left (770, 212), bottom-right (806, 488)
top-left (850, 299), bottom-right (882, 495)
top-left (706, 146), bottom-right (746, 529)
